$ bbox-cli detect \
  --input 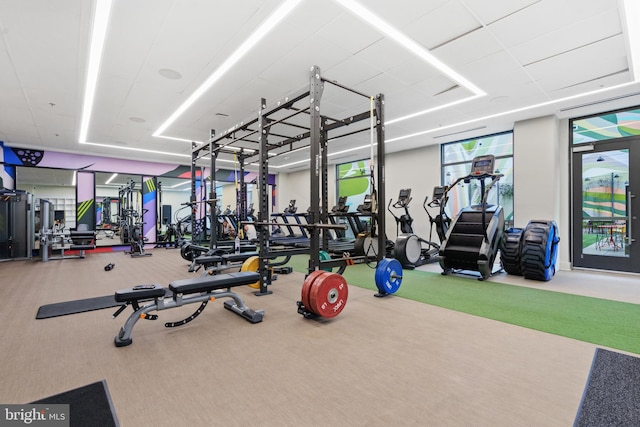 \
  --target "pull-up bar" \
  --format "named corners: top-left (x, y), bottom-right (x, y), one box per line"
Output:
top-left (321, 77), bottom-right (372, 99)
